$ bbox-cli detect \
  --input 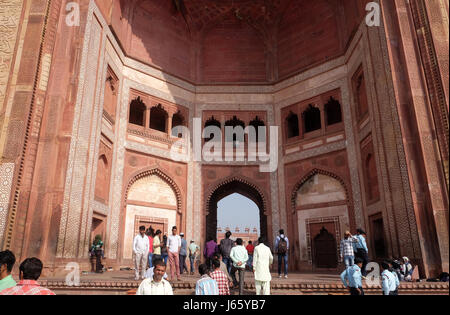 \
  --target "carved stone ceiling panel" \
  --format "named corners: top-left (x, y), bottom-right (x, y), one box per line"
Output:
top-left (138, 0), bottom-right (293, 33)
